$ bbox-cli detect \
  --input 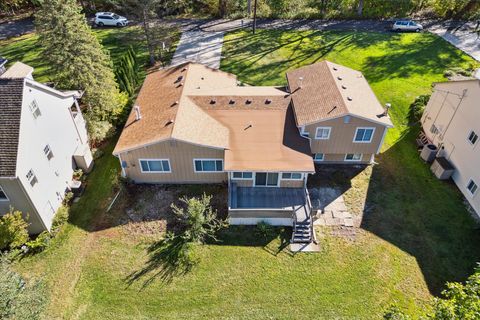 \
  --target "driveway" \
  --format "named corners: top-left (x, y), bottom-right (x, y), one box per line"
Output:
top-left (428, 21), bottom-right (480, 61)
top-left (0, 17), bottom-right (34, 40)
top-left (170, 31), bottom-right (224, 69)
